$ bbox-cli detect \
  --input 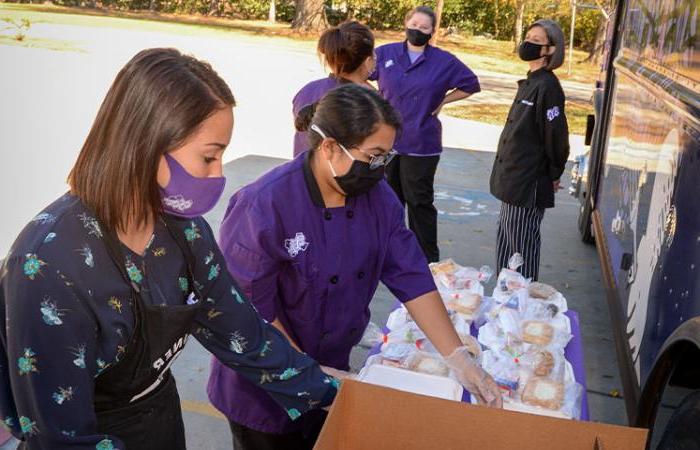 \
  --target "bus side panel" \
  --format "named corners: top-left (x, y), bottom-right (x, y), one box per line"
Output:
top-left (595, 0), bottom-right (700, 393)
